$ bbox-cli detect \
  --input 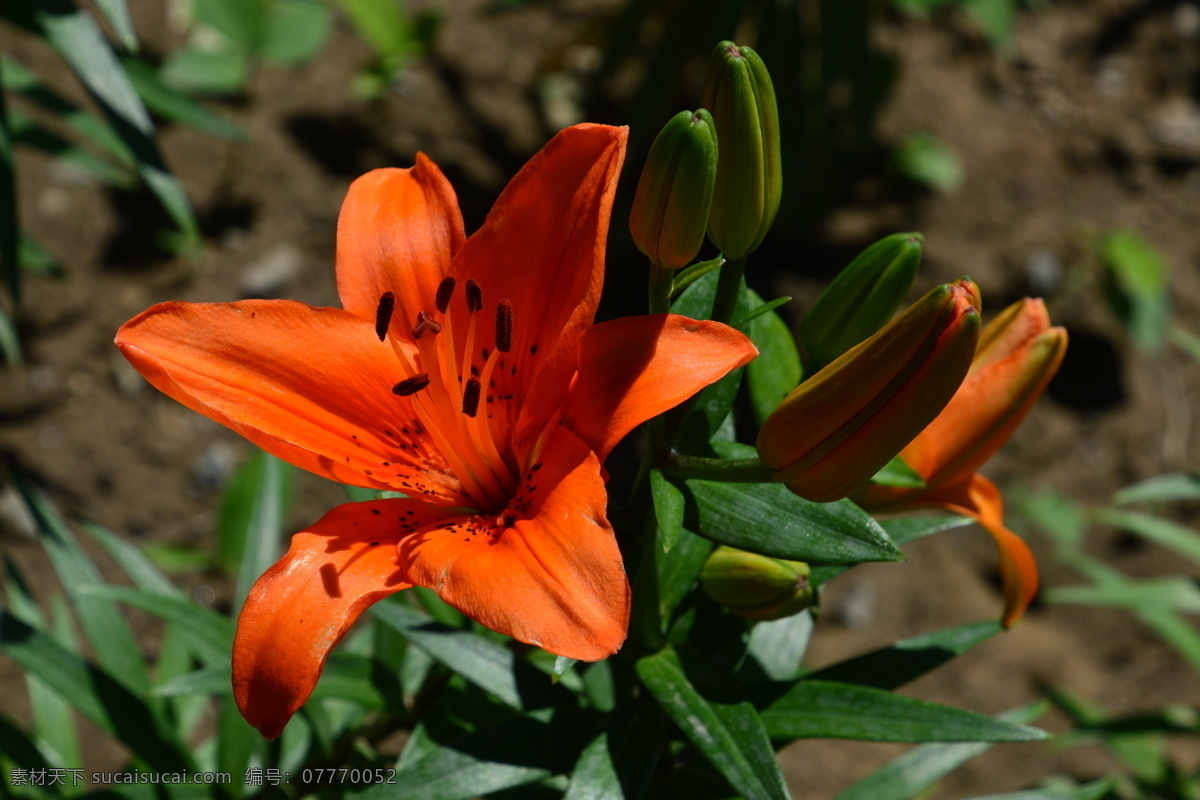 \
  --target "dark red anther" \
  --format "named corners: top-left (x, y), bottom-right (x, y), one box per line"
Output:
top-left (466, 279), bottom-right (483, 313)
top-left (435, 277), bottom-right (456, 314)
top-left (393, 374), bottom-right (431, 396)
top-left (375, 292), bottom-right (395, 341)
top-left (412, 311), bottom-right (443, 339)
top-left (462, 376), bottom-right (482, 417)
top-left (496, 299), bottom-right (513, 352)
